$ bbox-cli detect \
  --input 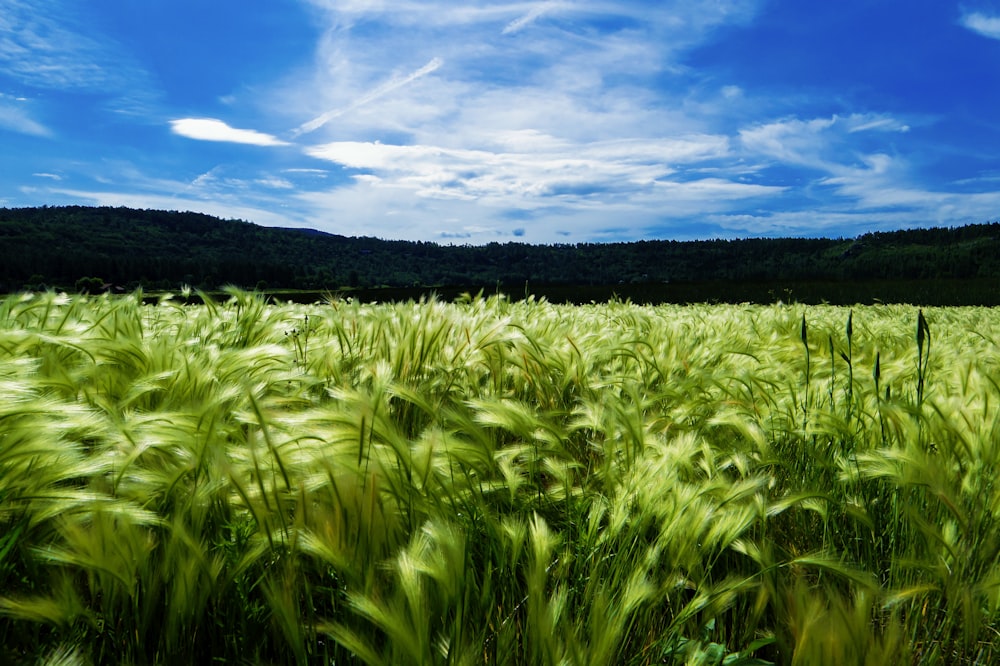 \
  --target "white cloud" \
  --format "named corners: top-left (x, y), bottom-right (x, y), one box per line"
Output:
top-left (256, 1), bottom-right (786, 242)
top-left (275, 0), bottom-right (766, 142)
top-left (23, 0), bottom-right (963, 245)
top-left (739, 116), bottom-right (837, 167)
top-left (289, 130), bottom-right (791, 243)
top-left (170, 118), bottom-right (290, 146)
top-left (305, 135), bottom-right (732, 205)
top-left (740, 113), bottom-right (911, 169)
top-left (960, 11), bottom-right (1000, 40)
top-left (22, 0), bottom-right (959, 244)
